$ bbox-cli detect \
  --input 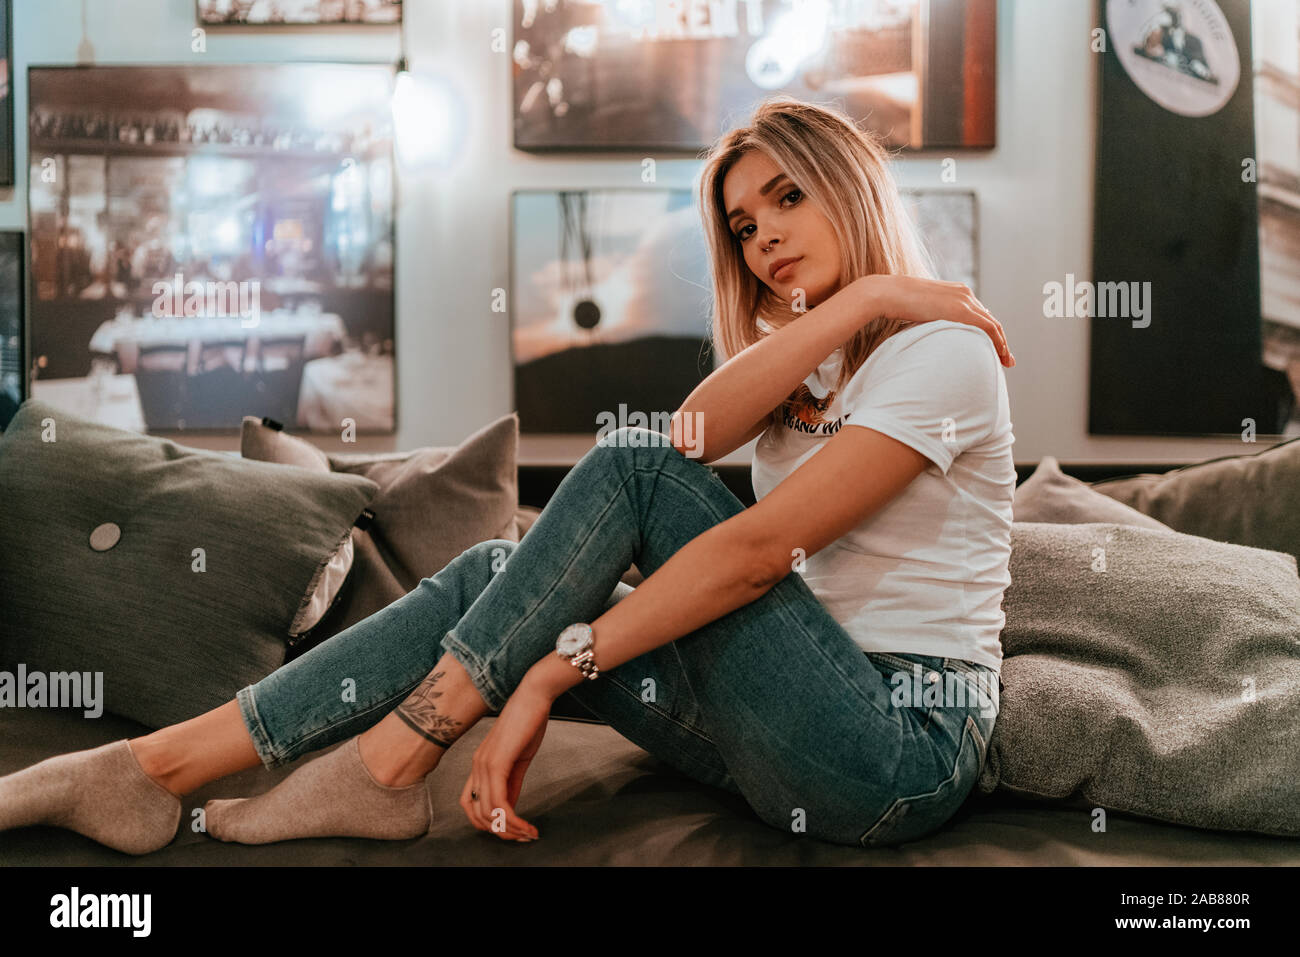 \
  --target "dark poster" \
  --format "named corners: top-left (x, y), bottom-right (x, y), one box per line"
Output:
top-left (1090, 0), bottom-right (1289, 437)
